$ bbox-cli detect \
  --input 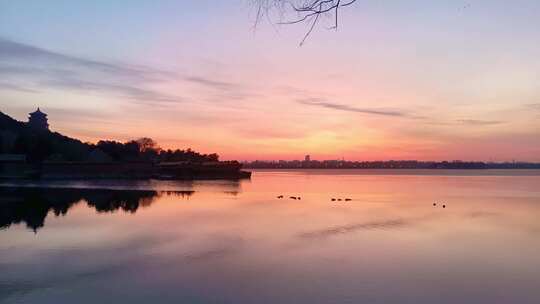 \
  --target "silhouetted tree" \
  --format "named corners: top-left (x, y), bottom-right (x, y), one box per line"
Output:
top-left (123, 140), bottom-right (142, 160)
top-left (0, 131), bottom-right (16, 153)
top-left (136, 137), bottom-right (160, 161)
top-left (206, 153), bottom-right (219, 162)
top-left (96, 138), bottom-right (217, 163)
top-left (27, 135), bottom-right (54, 162)
top-left (254, 0), bottom-right (358, 44)
top-left (96, 140), bottom-right (125, 161)
top-left (12, 135), bottom-right (28, 155)
top-left (136, 137), bottom-right (159, 152)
